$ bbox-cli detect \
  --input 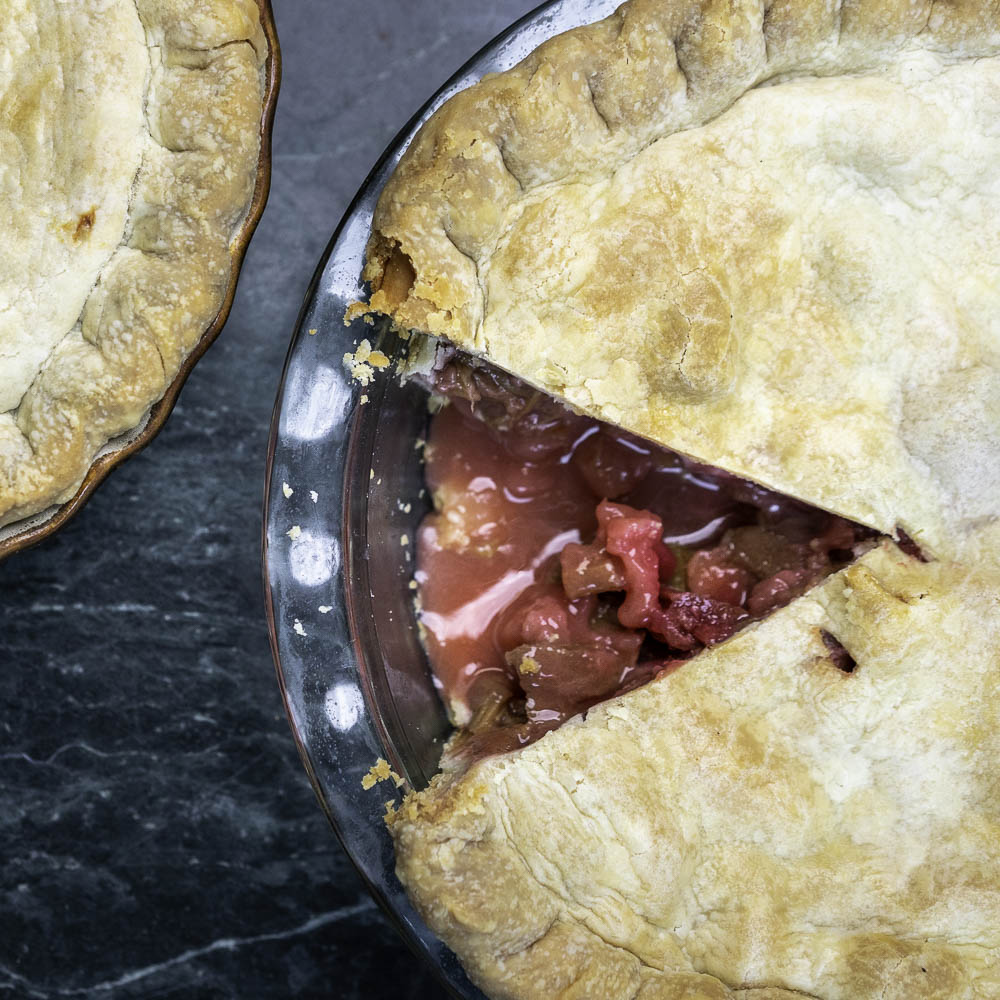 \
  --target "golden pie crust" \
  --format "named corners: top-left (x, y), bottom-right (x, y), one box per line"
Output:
top-left (359, 0), bottom-right (1000, 998)
top-left (0, 0), bottom-right (267, 528)
top-left (363, 0), bottom-right (1000, 562)
top-left (391, 536), bottom-right (1000, 999)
